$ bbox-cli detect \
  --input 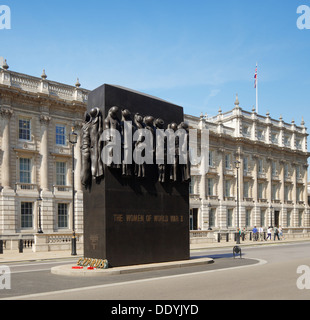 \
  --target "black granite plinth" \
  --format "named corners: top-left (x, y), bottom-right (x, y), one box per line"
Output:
top-left (83, 84), bottom-right (190, 267)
